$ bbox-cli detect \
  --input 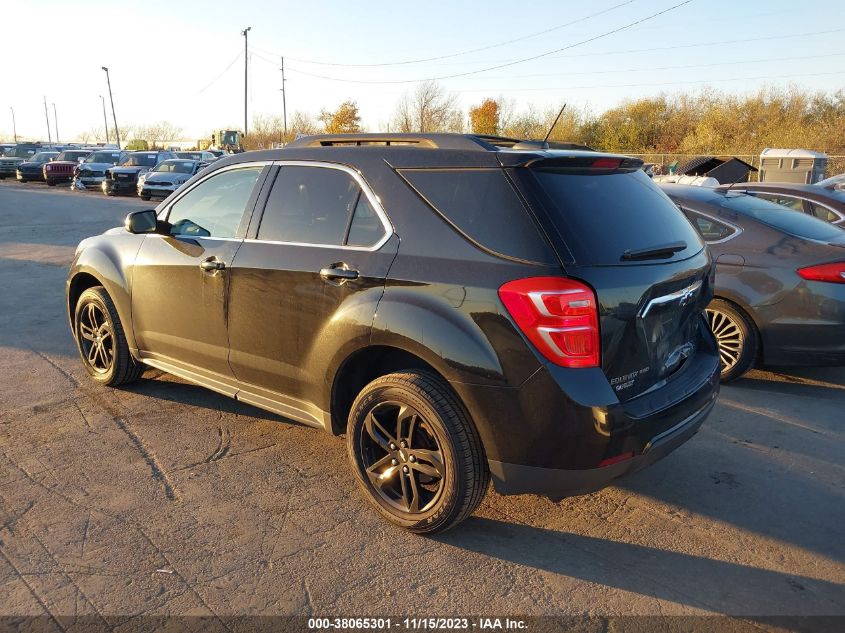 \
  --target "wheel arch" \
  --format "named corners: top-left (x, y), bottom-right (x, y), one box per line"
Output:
top-left (330, 345), bottom-right (449, 436)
